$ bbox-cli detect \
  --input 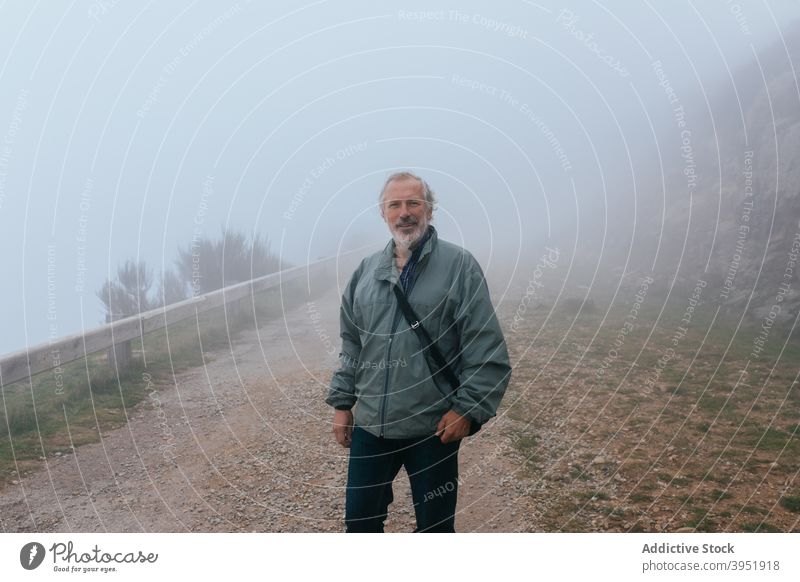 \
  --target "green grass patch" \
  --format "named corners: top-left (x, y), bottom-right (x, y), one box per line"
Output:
top-left (605, 508), bottom-right (626, 519)
top-left (739, 425), bottom-right (798, 453)
top-left (0, 359), bottom-right (152, 474)
top-left (685, 507), bottom-right (716, 532)
top-left (695, 394), bottom-right (732, 416)
top-left (710, 489), bottom-right (732, 501)
top-left (779, 495), bottom-right (800, 513)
